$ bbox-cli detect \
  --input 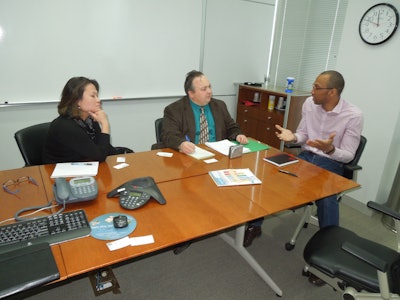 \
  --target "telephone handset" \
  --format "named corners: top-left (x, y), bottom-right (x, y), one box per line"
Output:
top-left (107, 176), bottom-right (166, 210)
top-left (53, 177), bottom-right (98, 204)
